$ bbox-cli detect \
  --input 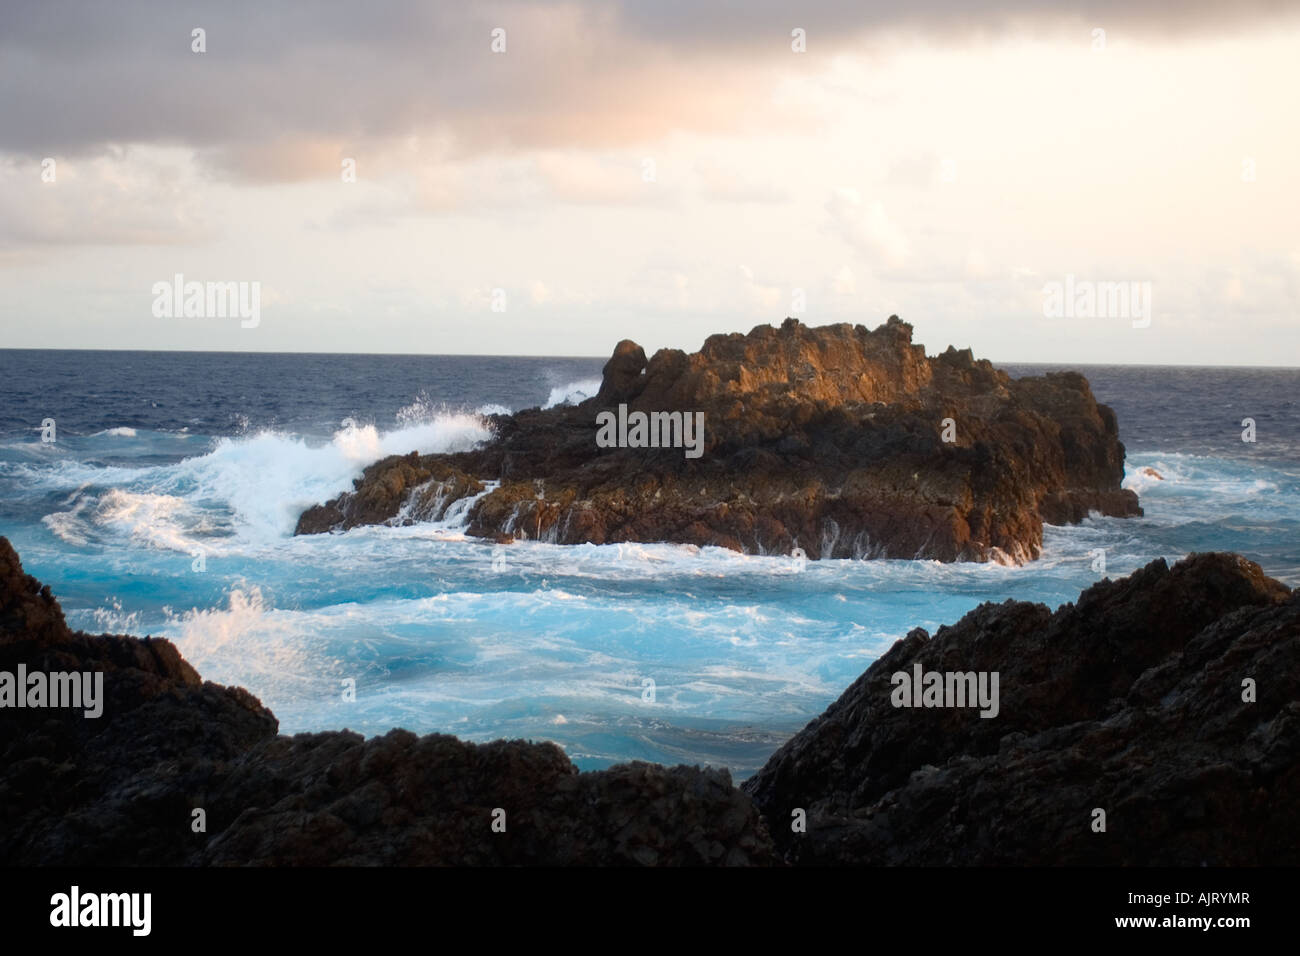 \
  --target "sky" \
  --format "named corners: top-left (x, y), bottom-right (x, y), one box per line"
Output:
top-left (1, 0), bottom-right (1297, 365)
